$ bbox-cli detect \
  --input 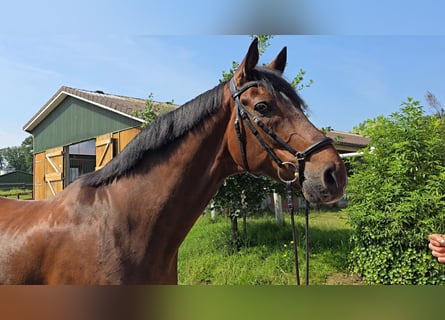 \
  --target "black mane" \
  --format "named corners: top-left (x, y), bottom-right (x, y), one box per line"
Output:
top-left (82, 82), bottom-right (224, 187)
top-left (82, 68), bottom-right (305, 187)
